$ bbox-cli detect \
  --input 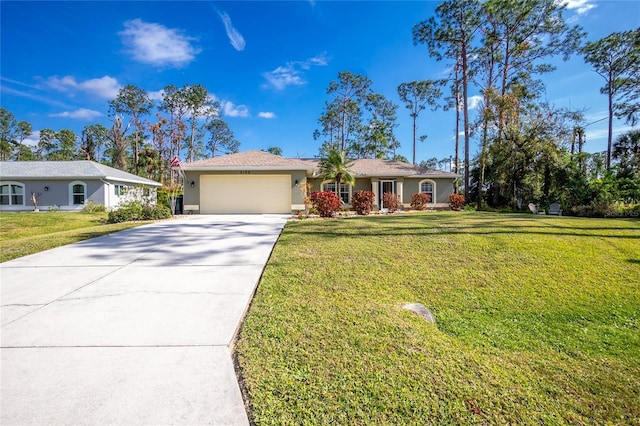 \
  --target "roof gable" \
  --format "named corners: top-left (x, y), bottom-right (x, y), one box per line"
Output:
top-left (182, 150), bottom-right (314, 170)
